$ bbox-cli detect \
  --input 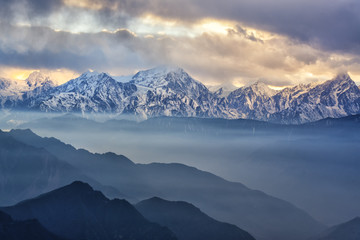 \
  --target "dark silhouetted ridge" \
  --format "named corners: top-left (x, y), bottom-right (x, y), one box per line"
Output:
top-left (0, 210), bottom-right (64, 240)
top-left (136, 197), bottom-right (256, 240)
top-left (2, 181), bottom-right (177, 240)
